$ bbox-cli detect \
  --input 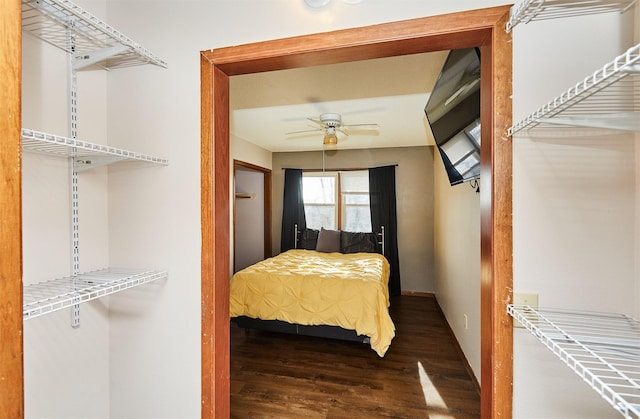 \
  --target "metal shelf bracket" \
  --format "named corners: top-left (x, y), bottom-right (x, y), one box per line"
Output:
top-left (73, 45), bottom-right (129, 70)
